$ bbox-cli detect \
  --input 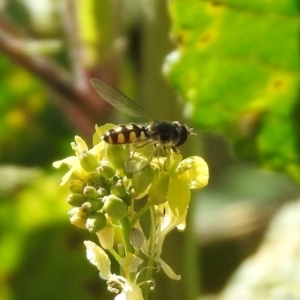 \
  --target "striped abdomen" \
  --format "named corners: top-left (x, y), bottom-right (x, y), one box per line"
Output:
top-left (103, 124), bottom-right (149, 144)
